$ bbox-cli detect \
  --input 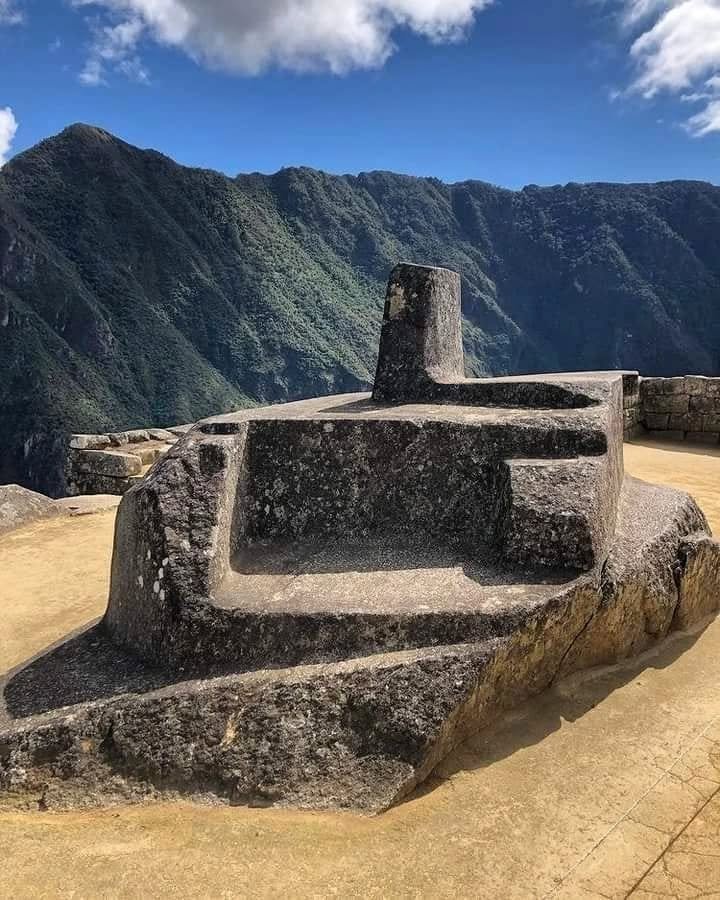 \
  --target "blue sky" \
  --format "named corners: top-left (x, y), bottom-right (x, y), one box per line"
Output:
top-left (1, 0), bottom-right (719, 187)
